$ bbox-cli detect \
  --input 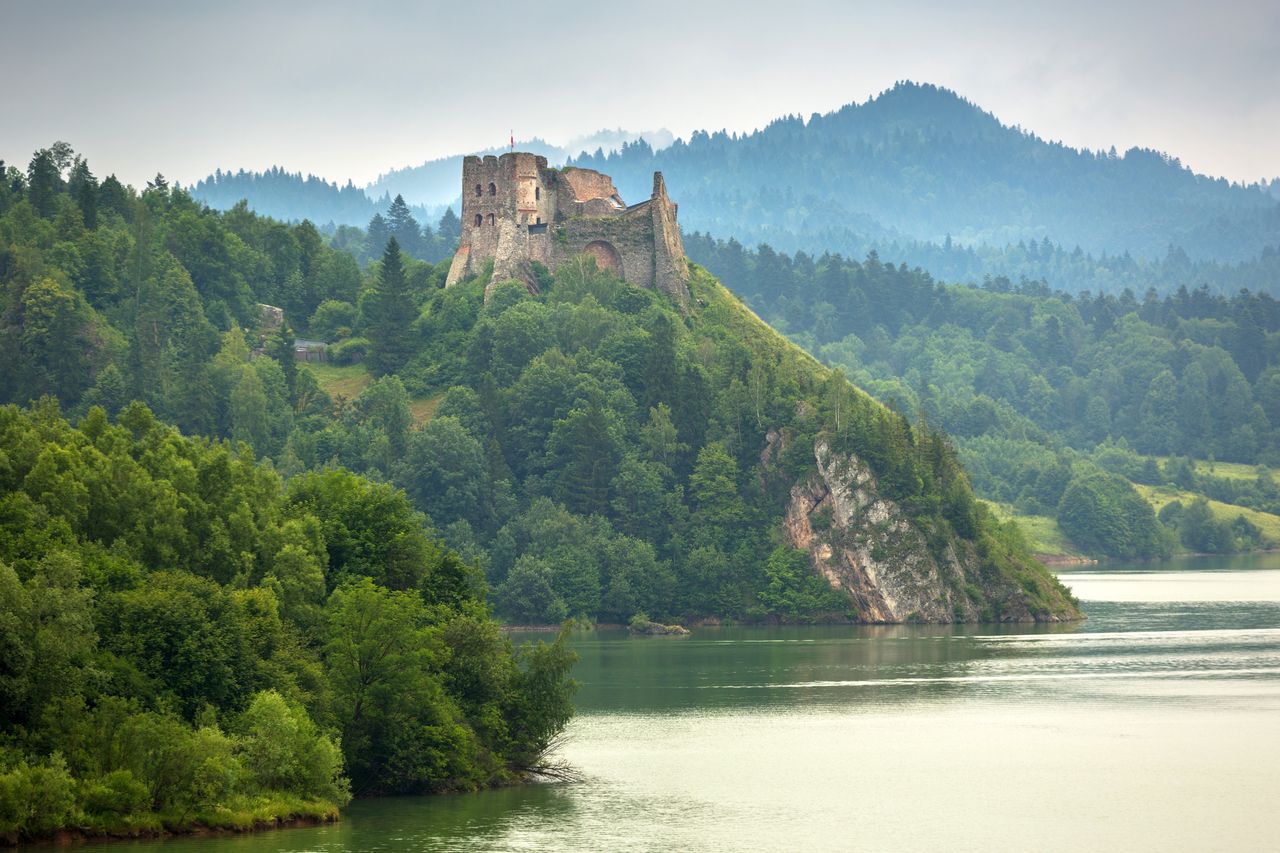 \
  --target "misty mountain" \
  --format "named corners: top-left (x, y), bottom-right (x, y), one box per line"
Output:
top-left (189, 166), bottom-right (449, 228)
top-left (571, 82), bottom-right (1279, 291)
top-left (191, 129), bottom-right (674, 228)
top-left (189, 84), bottom-right (1276, 294)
